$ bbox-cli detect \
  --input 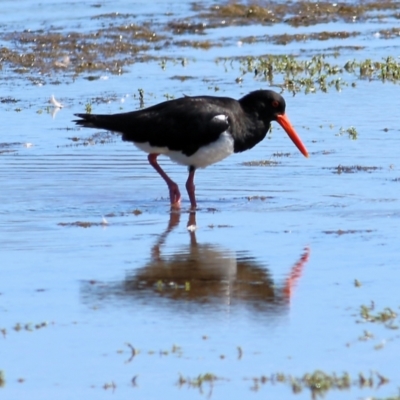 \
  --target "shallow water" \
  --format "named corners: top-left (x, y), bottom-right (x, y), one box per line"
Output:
top-left (1, 1), bottom-right (400, 399)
